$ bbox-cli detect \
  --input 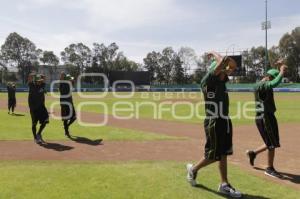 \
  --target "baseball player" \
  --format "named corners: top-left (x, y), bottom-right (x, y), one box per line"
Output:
top-left (59, 72), bottom-right (76, 137)
top-left (186, 52), bottom-right (242, 198)
top-left (246, 60), bottom-right (288, 179)
top-left (28, 73), bottom-right (49, 144)
top-left (7, 82), bottom-right (16, 115)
